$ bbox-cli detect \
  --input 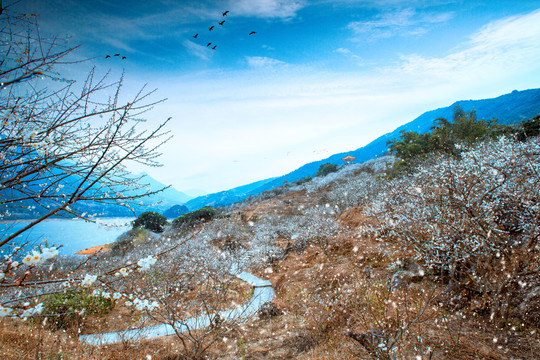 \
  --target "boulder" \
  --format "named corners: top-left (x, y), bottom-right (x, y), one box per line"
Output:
top-left (388, 259), bottom-right (425, 291)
